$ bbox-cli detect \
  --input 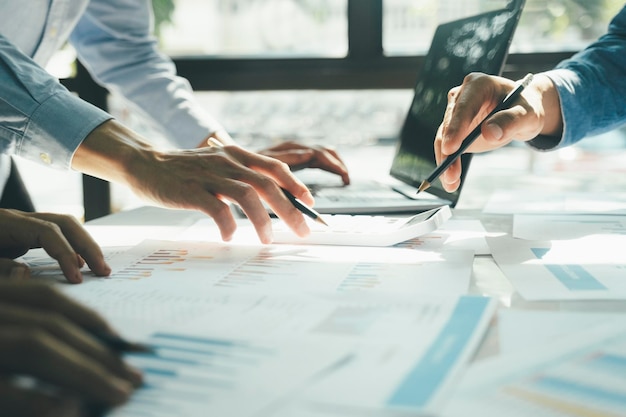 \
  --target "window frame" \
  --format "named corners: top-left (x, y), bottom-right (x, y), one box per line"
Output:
top-left (65, 0), bottom-right (576, 220)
